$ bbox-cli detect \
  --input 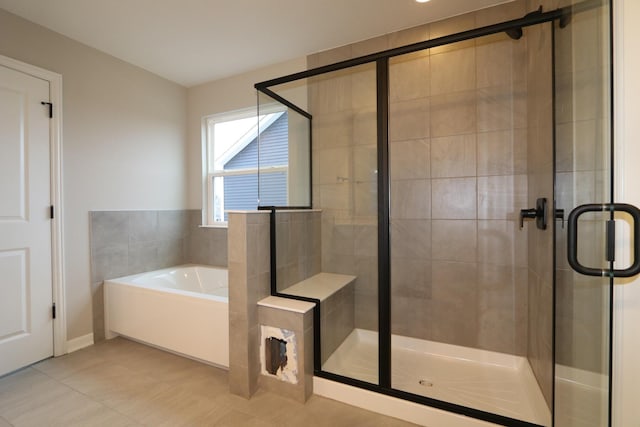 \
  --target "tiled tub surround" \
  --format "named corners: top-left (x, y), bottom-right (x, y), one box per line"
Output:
top-left (89, 209), bottom-right (227, 340)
